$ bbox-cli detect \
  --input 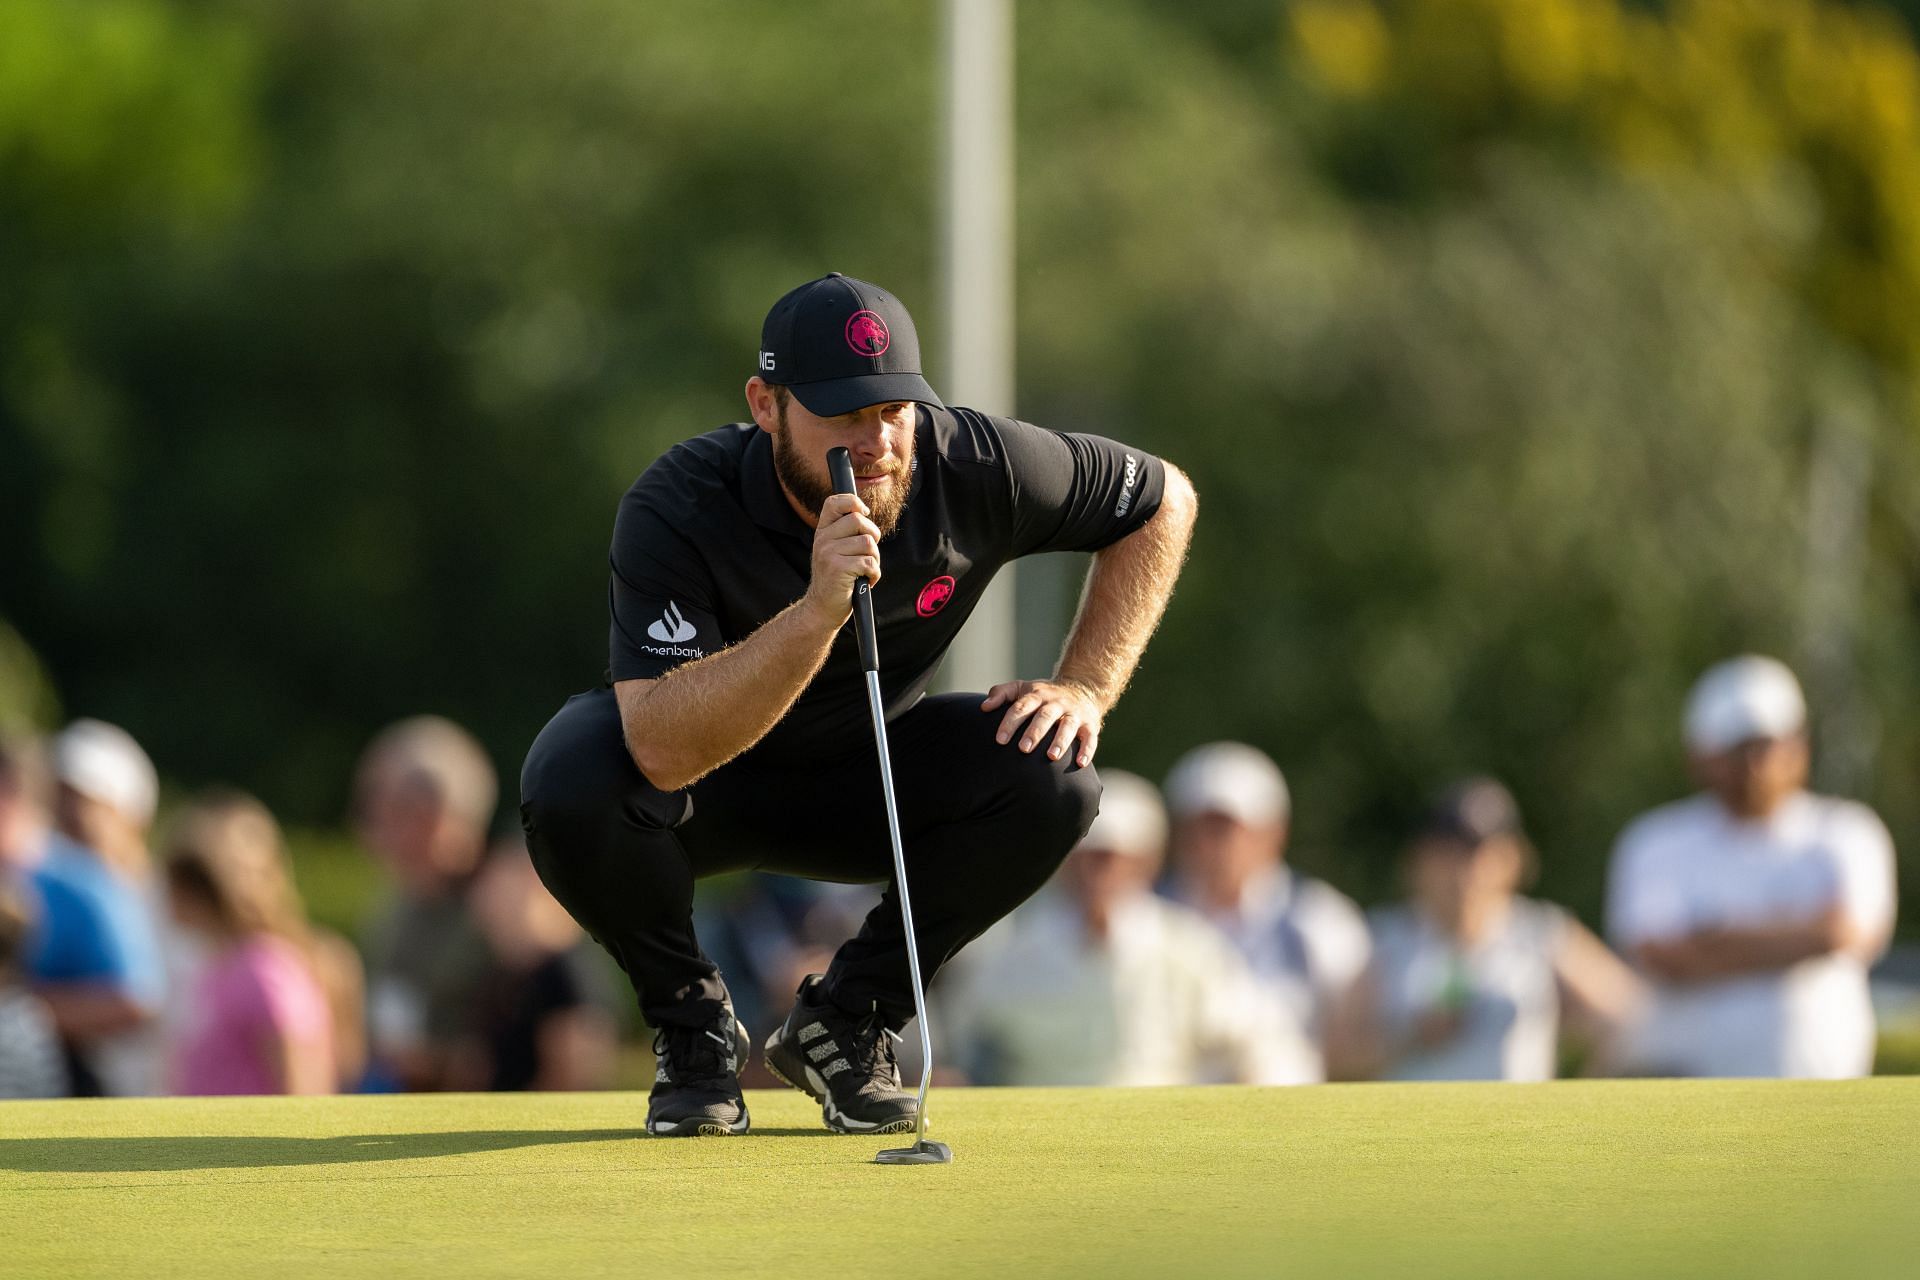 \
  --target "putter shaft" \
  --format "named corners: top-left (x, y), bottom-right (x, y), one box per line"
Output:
top-left (864, 669), bottom-right (936, 1150)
